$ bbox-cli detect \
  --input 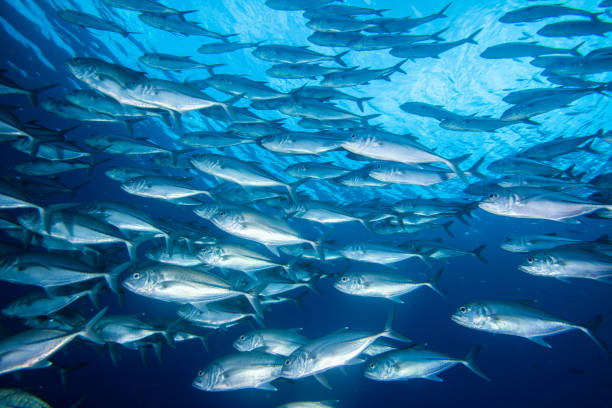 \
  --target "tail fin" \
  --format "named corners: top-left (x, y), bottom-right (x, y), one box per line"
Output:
top-left (437, 2), bottom-right (452, 18)
top-left (576, 315), bottom-right (608, 353)
top-left (462, 345), bottom-right (491, 381)
top-left (465, 28), bottom-right (482, 45)
top-left (162, 319), bottom-right (181, 348)
top-left (177, 9), bottom-right (198, 19)
top-left (104, 261), bottom-right (132, 295)
top-left (287, 178), bottom-right (308, 204)
top-left (86, 281), bottom-right (104, 308)
top-left (204, 63), bottom-right (225, 76)
top-left (221, 33), bottom-right (239, 43)
top-left (392, 59), bottom-right (407, 75)
top-left (360, 113), bottom-right (380, 125)
top-left (431, 27), bottom-right (448, 42)
top-left (425, 268), bottom-right (446, 298)
top-left (334, 50), bottom-right (350, 67)
top-left (78, 306), bottom-right (108, 345)
top-left (309, 227), bottom-right (334, 262)
top-left (442, 221), bottom-right (455, 238)
top-left (569, 41), bottom-right (584, 57)
top-left (381, 307), bottom-right (412, 343)
top-left (243, 283), bottom-right (266, 318)
top-left (356, 96), bottom-right (373, 112)
top-left (444, 155), bottom-right (467, 182)
top-left (28, 83), bottom-right (57, 107)
top-left (472, 244), bottom-right (487, 264)
top-left (467, 155), bottom-right (487, 179)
